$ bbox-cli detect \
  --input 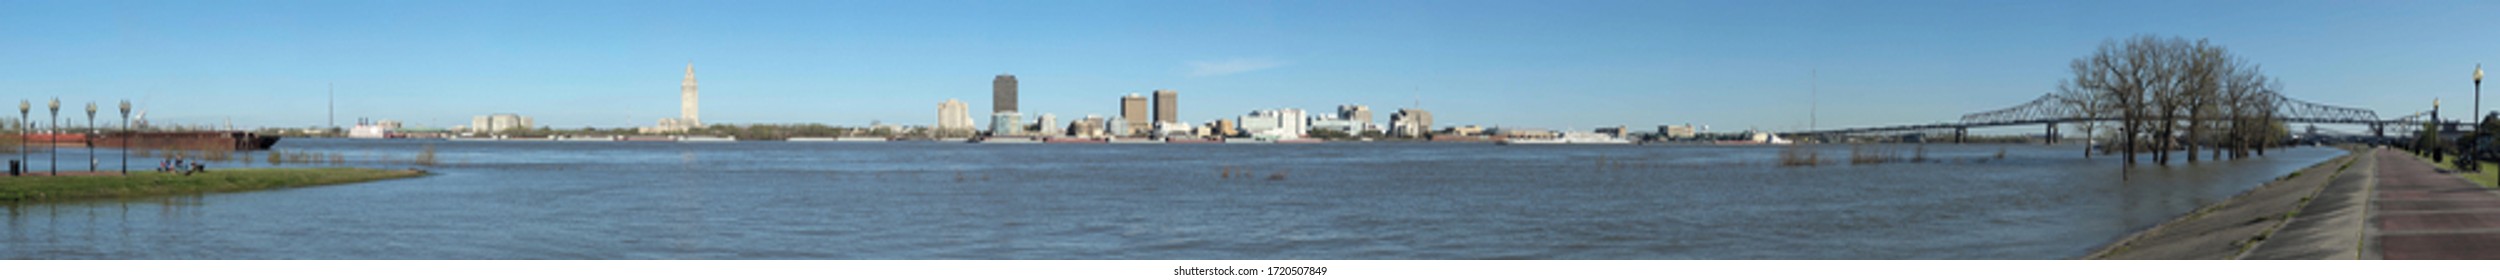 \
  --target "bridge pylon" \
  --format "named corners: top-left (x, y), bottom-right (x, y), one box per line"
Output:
top-left (2045, 121), bottom-right (2058, 145)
